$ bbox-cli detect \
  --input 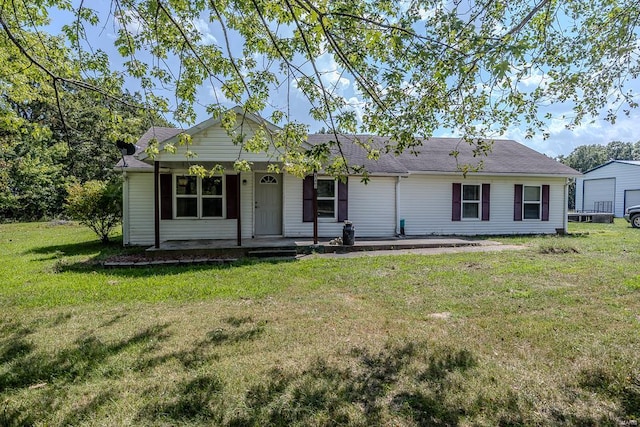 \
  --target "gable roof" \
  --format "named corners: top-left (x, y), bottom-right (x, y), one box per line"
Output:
top-left (583, 159), bottom-right (640, 174)
top-left (135, 106), bottom-right (281, 162)
top-left (117, 120), bottom-right (579, 177)
top-left (115, 127), bottom-right (181, 170)
top-left (308, 134), bottom-right (580, 177)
